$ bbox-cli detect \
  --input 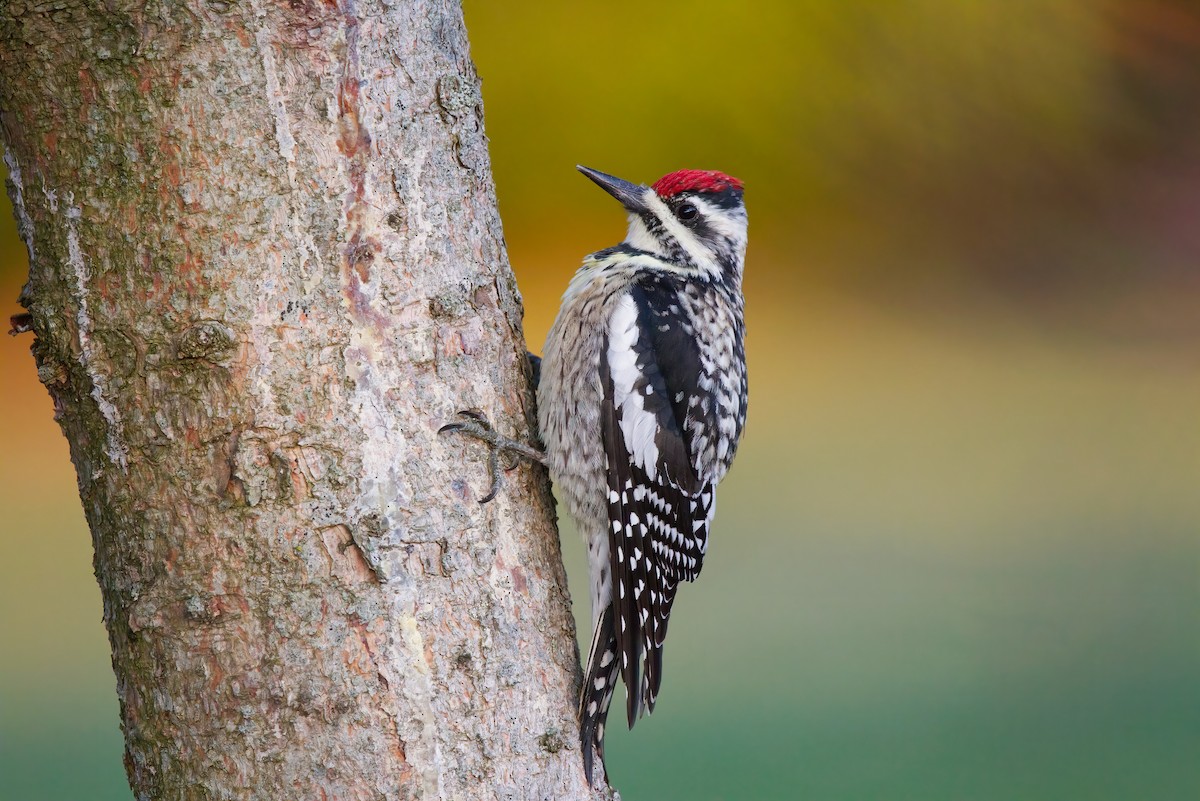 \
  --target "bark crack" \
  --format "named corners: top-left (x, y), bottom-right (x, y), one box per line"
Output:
top-left (249, 0), bottom-right (323, 293)
top-left (335, 2), bottom-right (446, 797)
top-left (65, 198), bottom-right (129, 471)
top-left (3, 146), bottom-right (34, 265)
